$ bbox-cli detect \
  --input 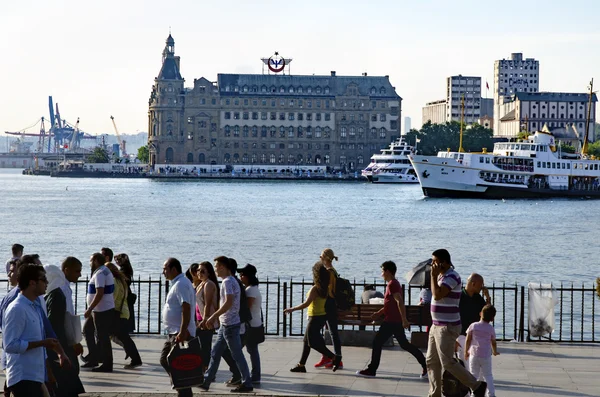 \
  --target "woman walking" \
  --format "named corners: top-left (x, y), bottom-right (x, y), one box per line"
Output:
top-left (106, 262), bottom-right (142, 368)
top-left (115, 253), bottom-right (136, 333)
top-left (284, 262), bottom-right (340, 373)
top-left (195, 261), bottom-right (219, 370)
top-left (317, 248), bottom-right (343, 370)
top-left (239, 264), bottom-right (263, 385)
